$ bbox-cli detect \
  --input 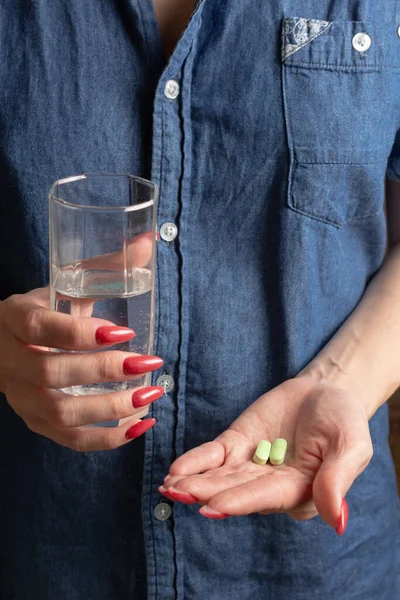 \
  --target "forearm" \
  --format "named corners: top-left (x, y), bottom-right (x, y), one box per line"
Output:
top-left (301, 242), bottom-right (400, 418)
